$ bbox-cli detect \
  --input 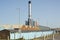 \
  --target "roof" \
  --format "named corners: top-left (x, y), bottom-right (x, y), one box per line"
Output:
top-left (38, 25), bottom-right (50, 31)
top-left (52, 28), bottom-right (60, 31)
